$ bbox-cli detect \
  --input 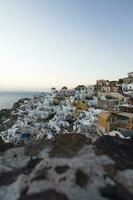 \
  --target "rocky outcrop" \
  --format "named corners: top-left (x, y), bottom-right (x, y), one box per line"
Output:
top-left (0, 109), bottom-right (13, 132)
top-left (49, 133), bottom-right (92, 158)
top-left (18, 189), bottom-right (69, 200)
top-left (95, 135), bottom-right (133, 170)
top-left (13, 98), bottom-right (31, 110)
top-left (0, 108), bottom-right (18, 134)
top-left (0, 137), bottom-right (14, 152)
top-left (0, 134), bottom-right (133, 200)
